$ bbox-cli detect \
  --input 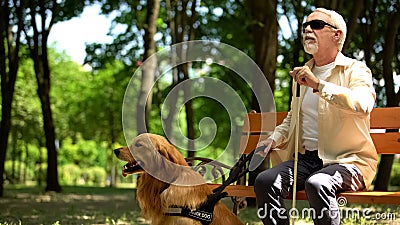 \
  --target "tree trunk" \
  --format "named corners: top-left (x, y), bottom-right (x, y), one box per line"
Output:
top-left (181, 63), bottom-right (196, 156)
top-left (163, 81), bottom-right (179, 139)
top-left (136, 0), bottom-right (160, 134)
top-left (248, 0), bottom-right (277, 112)
top-left (34, 56), bottom-right (61, 192)
top-left (162, 0), bottom-right (179, 139)
top-left (27, 0), bottom-right (61, 192)
top-left (0, 0), bottom-right (24, 197)
top-left (0, 96), bottom-right (13, 195)
top-left (171, 0), bottom-right (197, 157)
top-left (184, 0), bottom-right (197, 157)
top-left (342, 1), bottom-right (364, 53)
top-left (247, 0), bottom-right (278, 206)
top-left (373, 9), bottom-right (400, 191)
